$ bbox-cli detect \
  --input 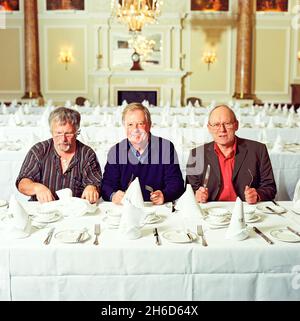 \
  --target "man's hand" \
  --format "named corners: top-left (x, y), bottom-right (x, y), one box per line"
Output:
top-left (112, 190), bottom-right (125, 205)
top-left (195, 186), bottom-right (208, 203)
top-left (244, 185), bottom-right (259, 204)
top-left (150, 190), bottom-right (164, 205)
top-left (34, 183), bottom-right (55, 203)
top-left (81, 185), bottom-right (99, 204)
